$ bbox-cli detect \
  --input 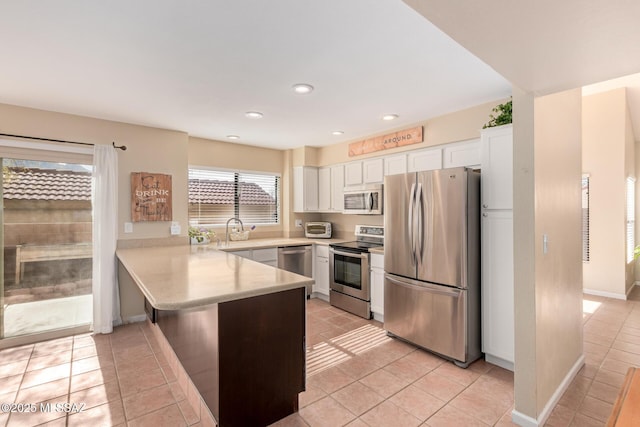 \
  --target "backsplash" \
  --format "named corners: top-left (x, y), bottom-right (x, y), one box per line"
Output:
top-left (317, 213), bottom-right (384, 239)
